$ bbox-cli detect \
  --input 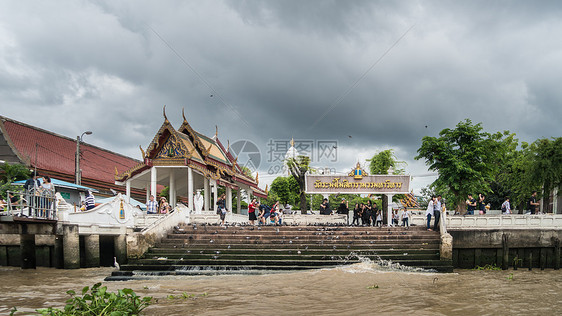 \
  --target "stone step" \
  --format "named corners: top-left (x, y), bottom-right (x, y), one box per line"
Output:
top-left (157, 239), bottom-right (441, 247)
top-left (146, 248), bottom-right (440, 255)
top-left (134, 253), bottom-right (440, 262)
top-left (118, 258), bottom-right (453, 270)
